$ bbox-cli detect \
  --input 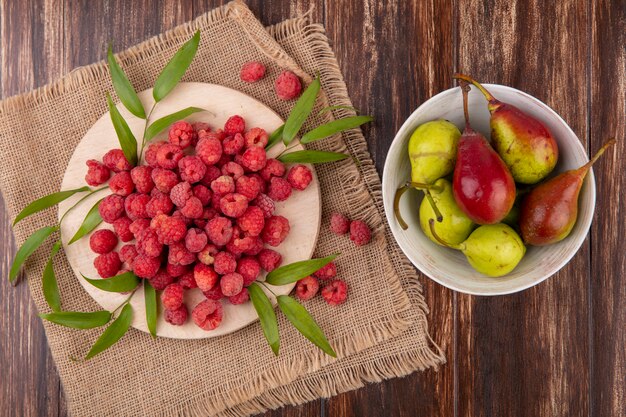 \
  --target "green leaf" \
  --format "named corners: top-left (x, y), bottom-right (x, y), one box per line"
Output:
top-left (153, 30), bottom-right (200, 102)
top-left (13, 187), bottom-right (90, 225)
top-left (265, 124), bottom-right (285, 151)
top-left (277, 150), bottom-right (349, 164)
top-left (85, 303), bottom-right (133, 359)
top-left (277, 295), bottom-right (336, 357)
top-left (265, 254), bottom-right (338, 286)
top-left (39, 311), bottom-right (111, 329)
top-left (318, 105), bottom-right (359, 116)
top-left (42, 241), bottom-right (62, 312)
top-left (68, 199), bottom-right (103, 244)
top-left (248, 283), bottom-right (280, 356)
top-left (82, 271), bottom-right (140, 293)
top-left (107, 93), bottom-right (138, 166)
top-left (282, 76), bottom-right (320, 145)
top-left (9, 226), bottom-right (58, 282)
top-left (144, 280), bottom-right (157, 338)
top-left (144, 106), bottom-right (204, 142)
top-left (300, 116), bottom-right (374, 144)
top-left (107, 45), bottom-right (146, 119)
